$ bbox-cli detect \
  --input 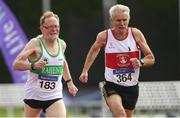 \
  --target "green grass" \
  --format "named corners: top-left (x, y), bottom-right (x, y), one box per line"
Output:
top-left (0, 107), bottom-right (91, 117)
top-left (0, 107), bottom-right (24, 117)
top-left (1, 106), bottom-right (169, 117)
